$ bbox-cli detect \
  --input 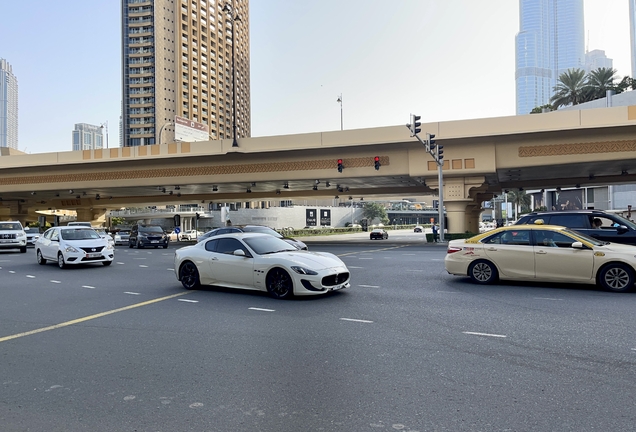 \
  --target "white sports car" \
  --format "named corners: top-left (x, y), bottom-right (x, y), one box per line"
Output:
top-left (174, 232), bottom-right (351, 299)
